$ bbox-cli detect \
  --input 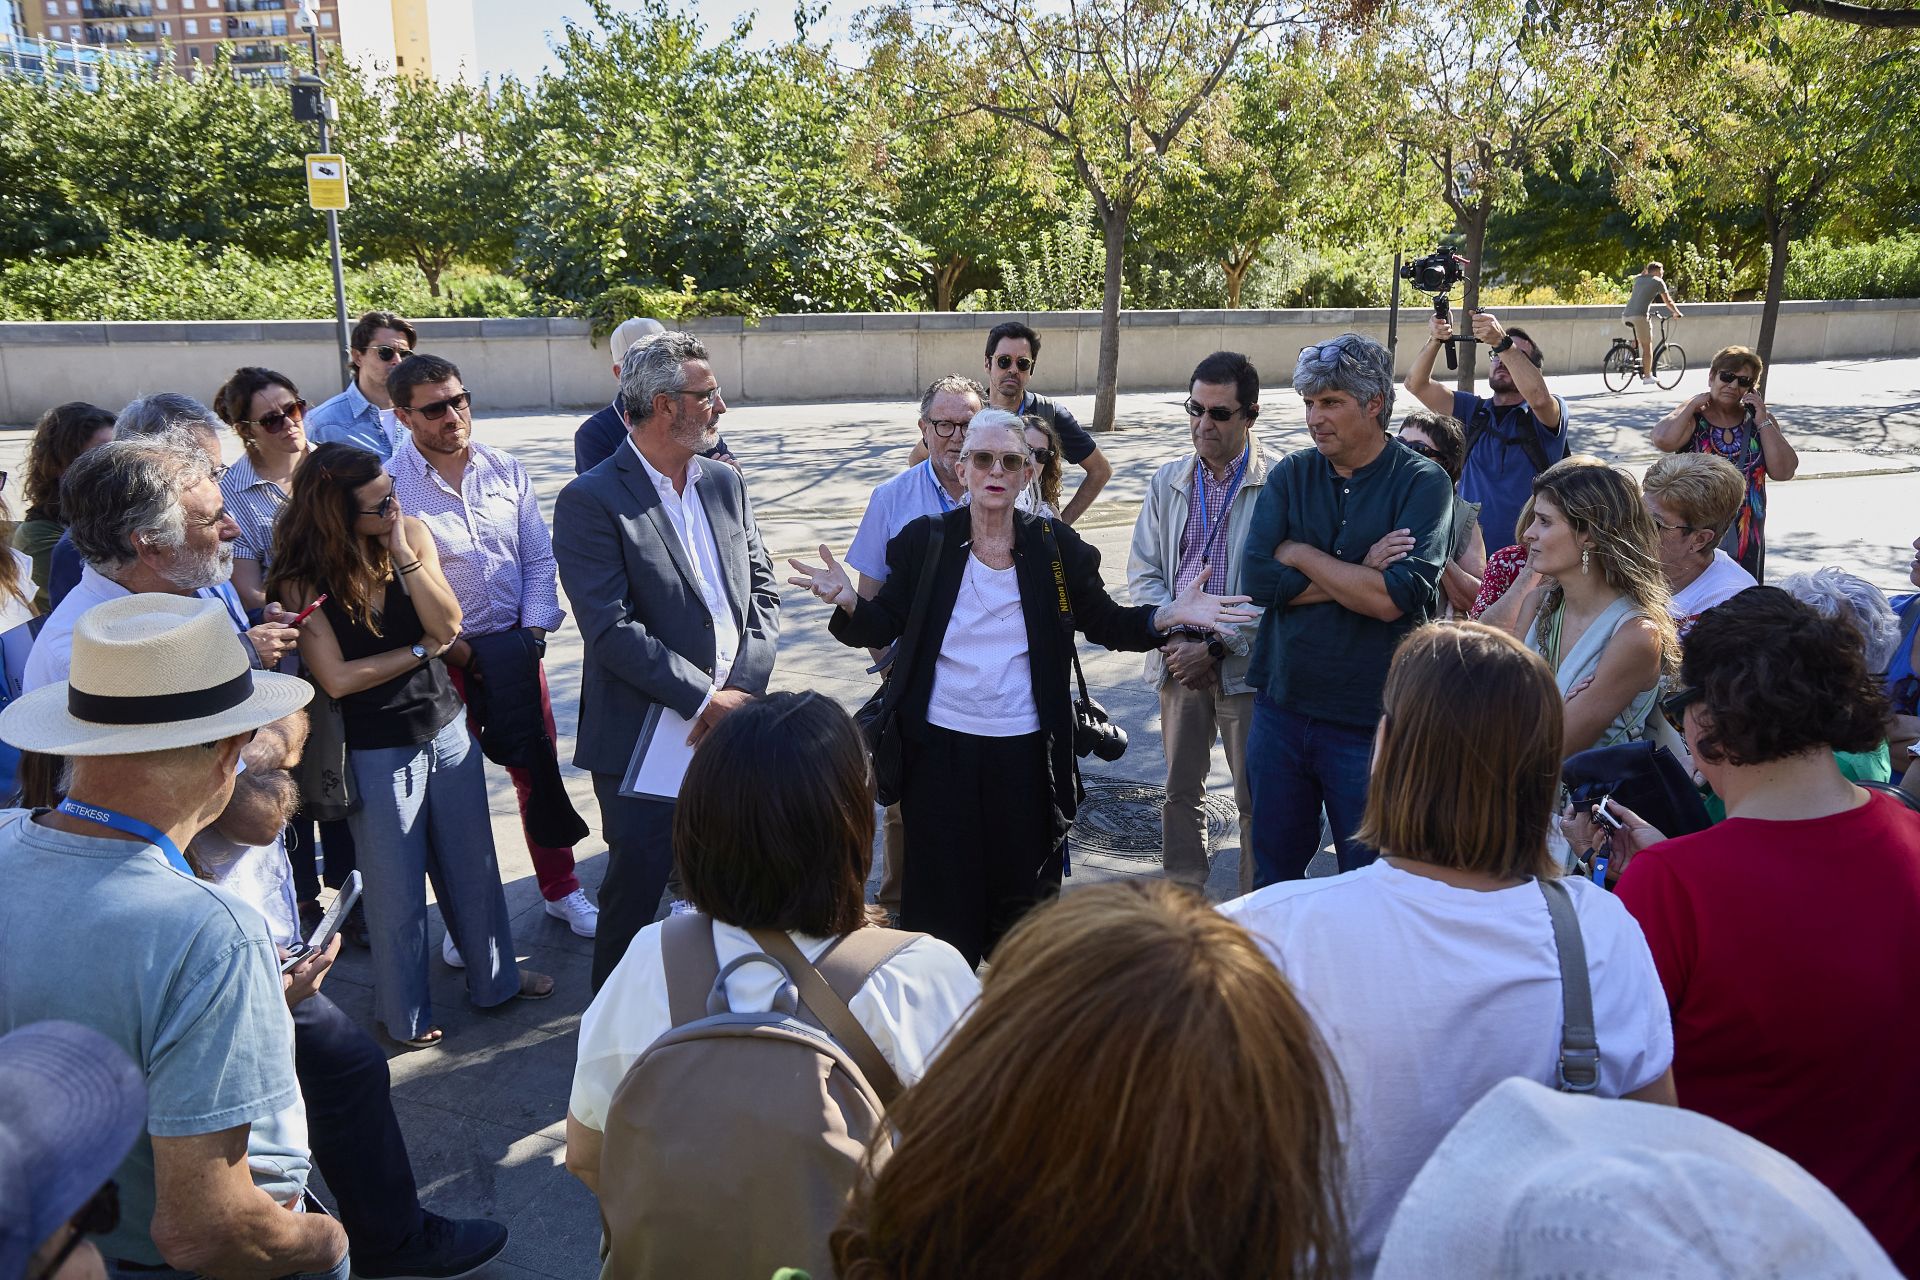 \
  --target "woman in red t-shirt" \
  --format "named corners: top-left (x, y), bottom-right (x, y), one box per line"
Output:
top-left (1600, 587), bottom-right (1920, 1272)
